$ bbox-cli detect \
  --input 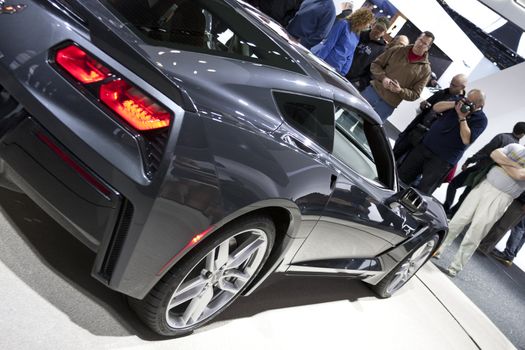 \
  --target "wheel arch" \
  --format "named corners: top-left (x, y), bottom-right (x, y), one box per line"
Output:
top-left (365, 228), bottom-right (446, 286)
top-left (151, 200), bottom-right (301, 295)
